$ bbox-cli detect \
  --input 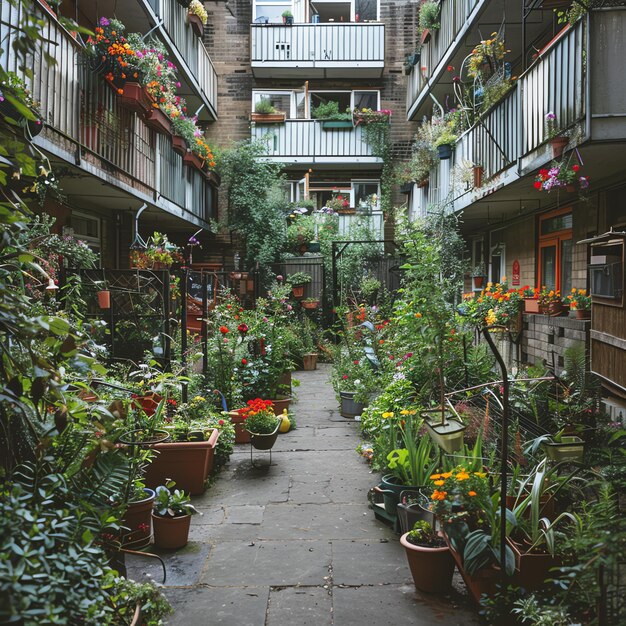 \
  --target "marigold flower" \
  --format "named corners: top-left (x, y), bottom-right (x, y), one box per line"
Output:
top-left (430, 474), bottom-right (442, 480)
top-left (456, 471), bottom-right (470, 481)
top-left (434, 480), bottom-right (445, 487)
top-left (468, 491), bottom-right (477, 497)
top-left (441, 472), bottom-right (453, 479)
